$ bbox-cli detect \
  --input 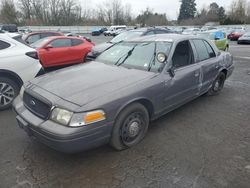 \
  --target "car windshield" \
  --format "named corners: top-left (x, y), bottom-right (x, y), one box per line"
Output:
top-left (96, 41), bottom-right (172, 72)
top-left (110, 31), bottom-right (143, 43)
top-left (30, 38), bottom-right (50, 48)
